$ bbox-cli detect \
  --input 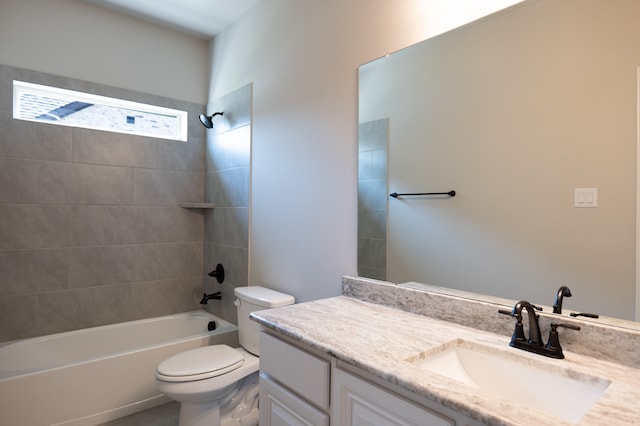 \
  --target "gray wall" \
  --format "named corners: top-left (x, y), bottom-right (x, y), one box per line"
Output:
top-left (202, 84), bottom-right (252, 323)
top-left (0, 65), bottom-right (207, 341)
